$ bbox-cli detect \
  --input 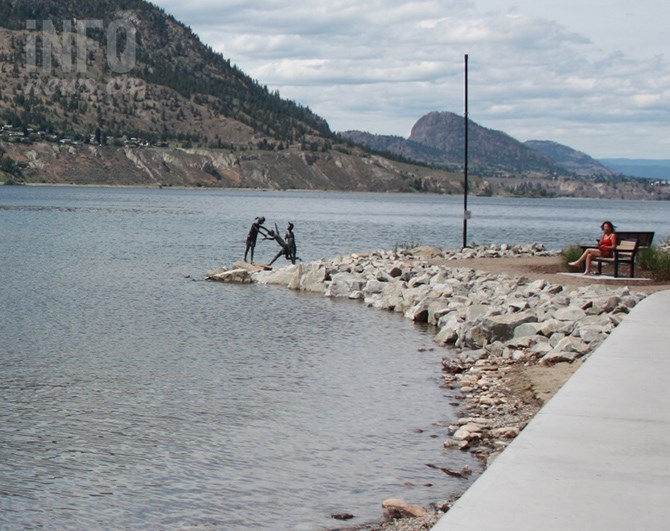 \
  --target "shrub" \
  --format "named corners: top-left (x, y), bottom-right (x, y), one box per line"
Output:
top-left (393, 239), bottom-right (422, 252)
top-left (638, 246), bottom-right (670, 281)
top-left (562, 245), bottom-right (583, 270)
